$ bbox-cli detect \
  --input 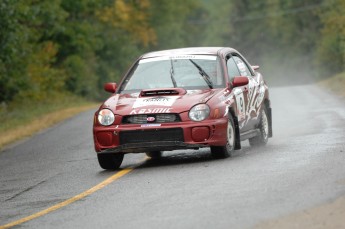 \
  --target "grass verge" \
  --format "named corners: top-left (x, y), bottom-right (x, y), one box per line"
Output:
top-left (0, 95), bottom-right (98, 150)
top-left (318, 72), bottom-right (345, 98)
